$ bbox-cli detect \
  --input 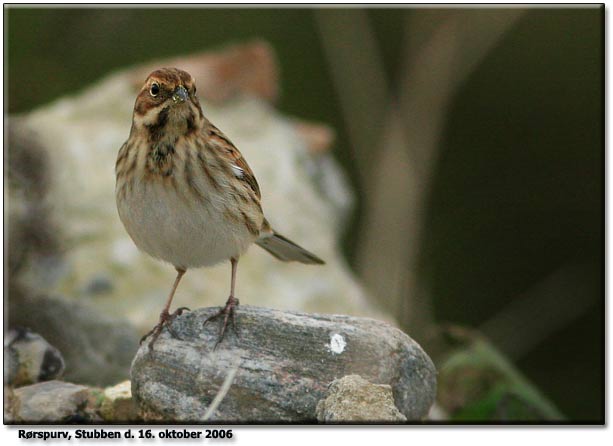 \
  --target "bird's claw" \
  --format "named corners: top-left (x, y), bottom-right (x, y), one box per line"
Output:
top-left (141, 306), bottom-right (190, 352)
top-left (203, 296), bottom-right (240, 348)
